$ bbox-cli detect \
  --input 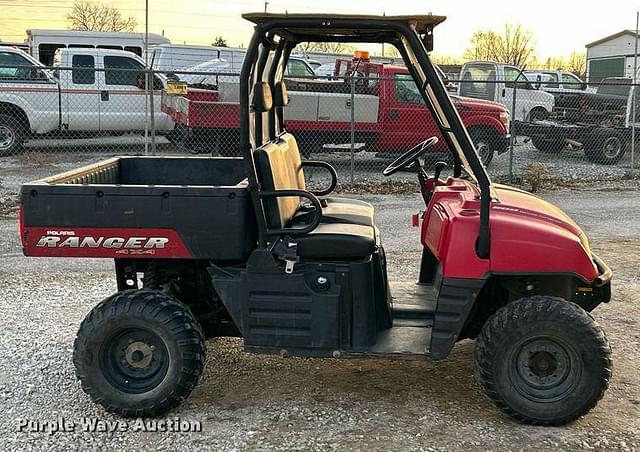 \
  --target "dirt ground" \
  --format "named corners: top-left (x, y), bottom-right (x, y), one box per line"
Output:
top-left (0, 188), bottom-right (638, 451)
